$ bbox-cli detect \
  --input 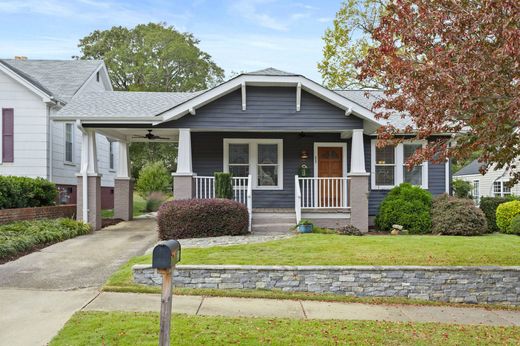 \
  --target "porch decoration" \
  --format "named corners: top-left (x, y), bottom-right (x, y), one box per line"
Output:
top-left (297, 219), bottom-right (313, 233)
top-left (298, 150), bottom-right (310, 177)
top-left (214, 172), bottom-right (233, 199)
